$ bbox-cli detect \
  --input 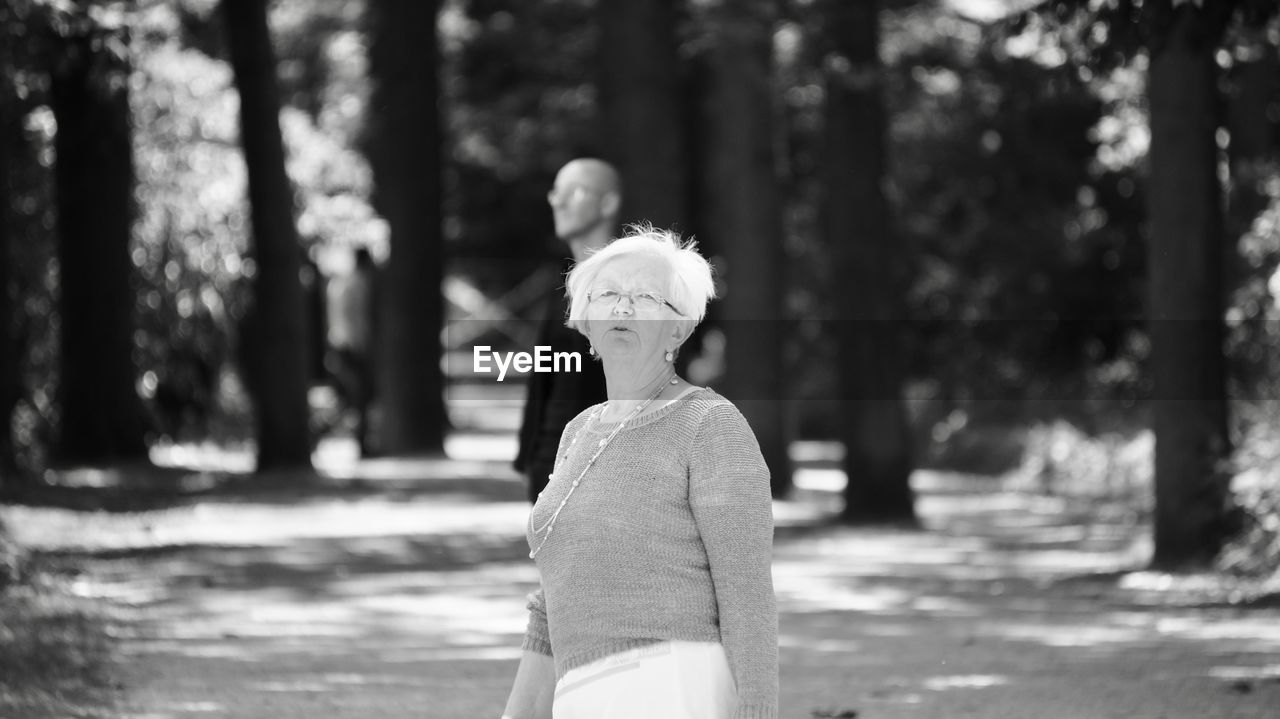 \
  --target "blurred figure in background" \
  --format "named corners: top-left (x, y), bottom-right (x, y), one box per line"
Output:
top-left (514, 158), bottom-right (620, 503)
top-left (325, 247), bottom-right (376, 456)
